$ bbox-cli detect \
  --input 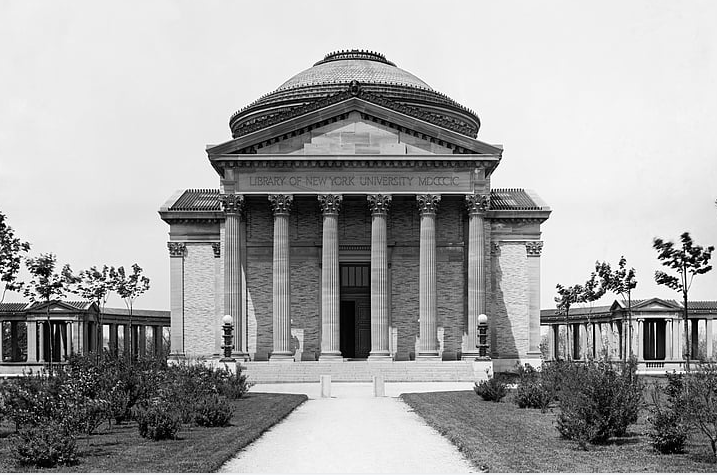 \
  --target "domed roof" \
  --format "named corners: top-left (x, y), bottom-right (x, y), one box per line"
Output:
top-left (229, 50), bottom-right (480, 139)
top-left (276, 51), bottom-right (432, 91)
